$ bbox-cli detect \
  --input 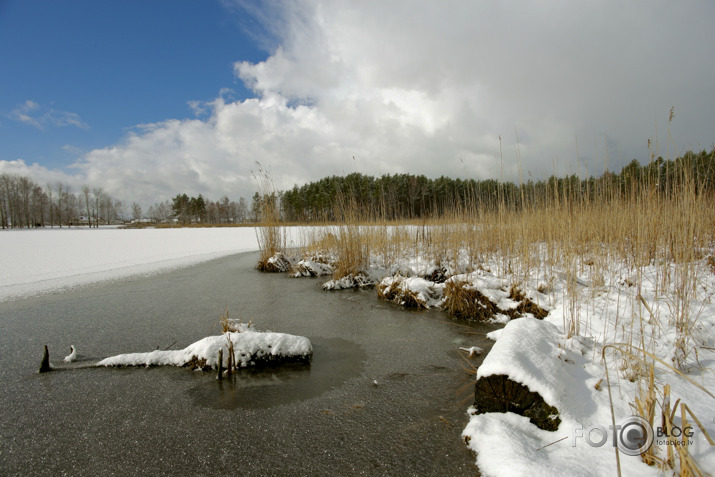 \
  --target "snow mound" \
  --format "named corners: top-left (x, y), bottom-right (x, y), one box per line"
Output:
top-left (98, 330), bottom-right (312, 369)
top-left (377, 275), bottom-right (443, 308)
top-left (476, 317), bottom-right (572, 409)
top-left (259, 252), bottom-right (295, 273)
top-left (475, 317), bottom-right (605, 424)
top-left (290, 259), bottom-right (333, 277)
top-left (441, 272), bottom-right (549, 322)
top-left (465, 317), bottom-right (660, 476)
